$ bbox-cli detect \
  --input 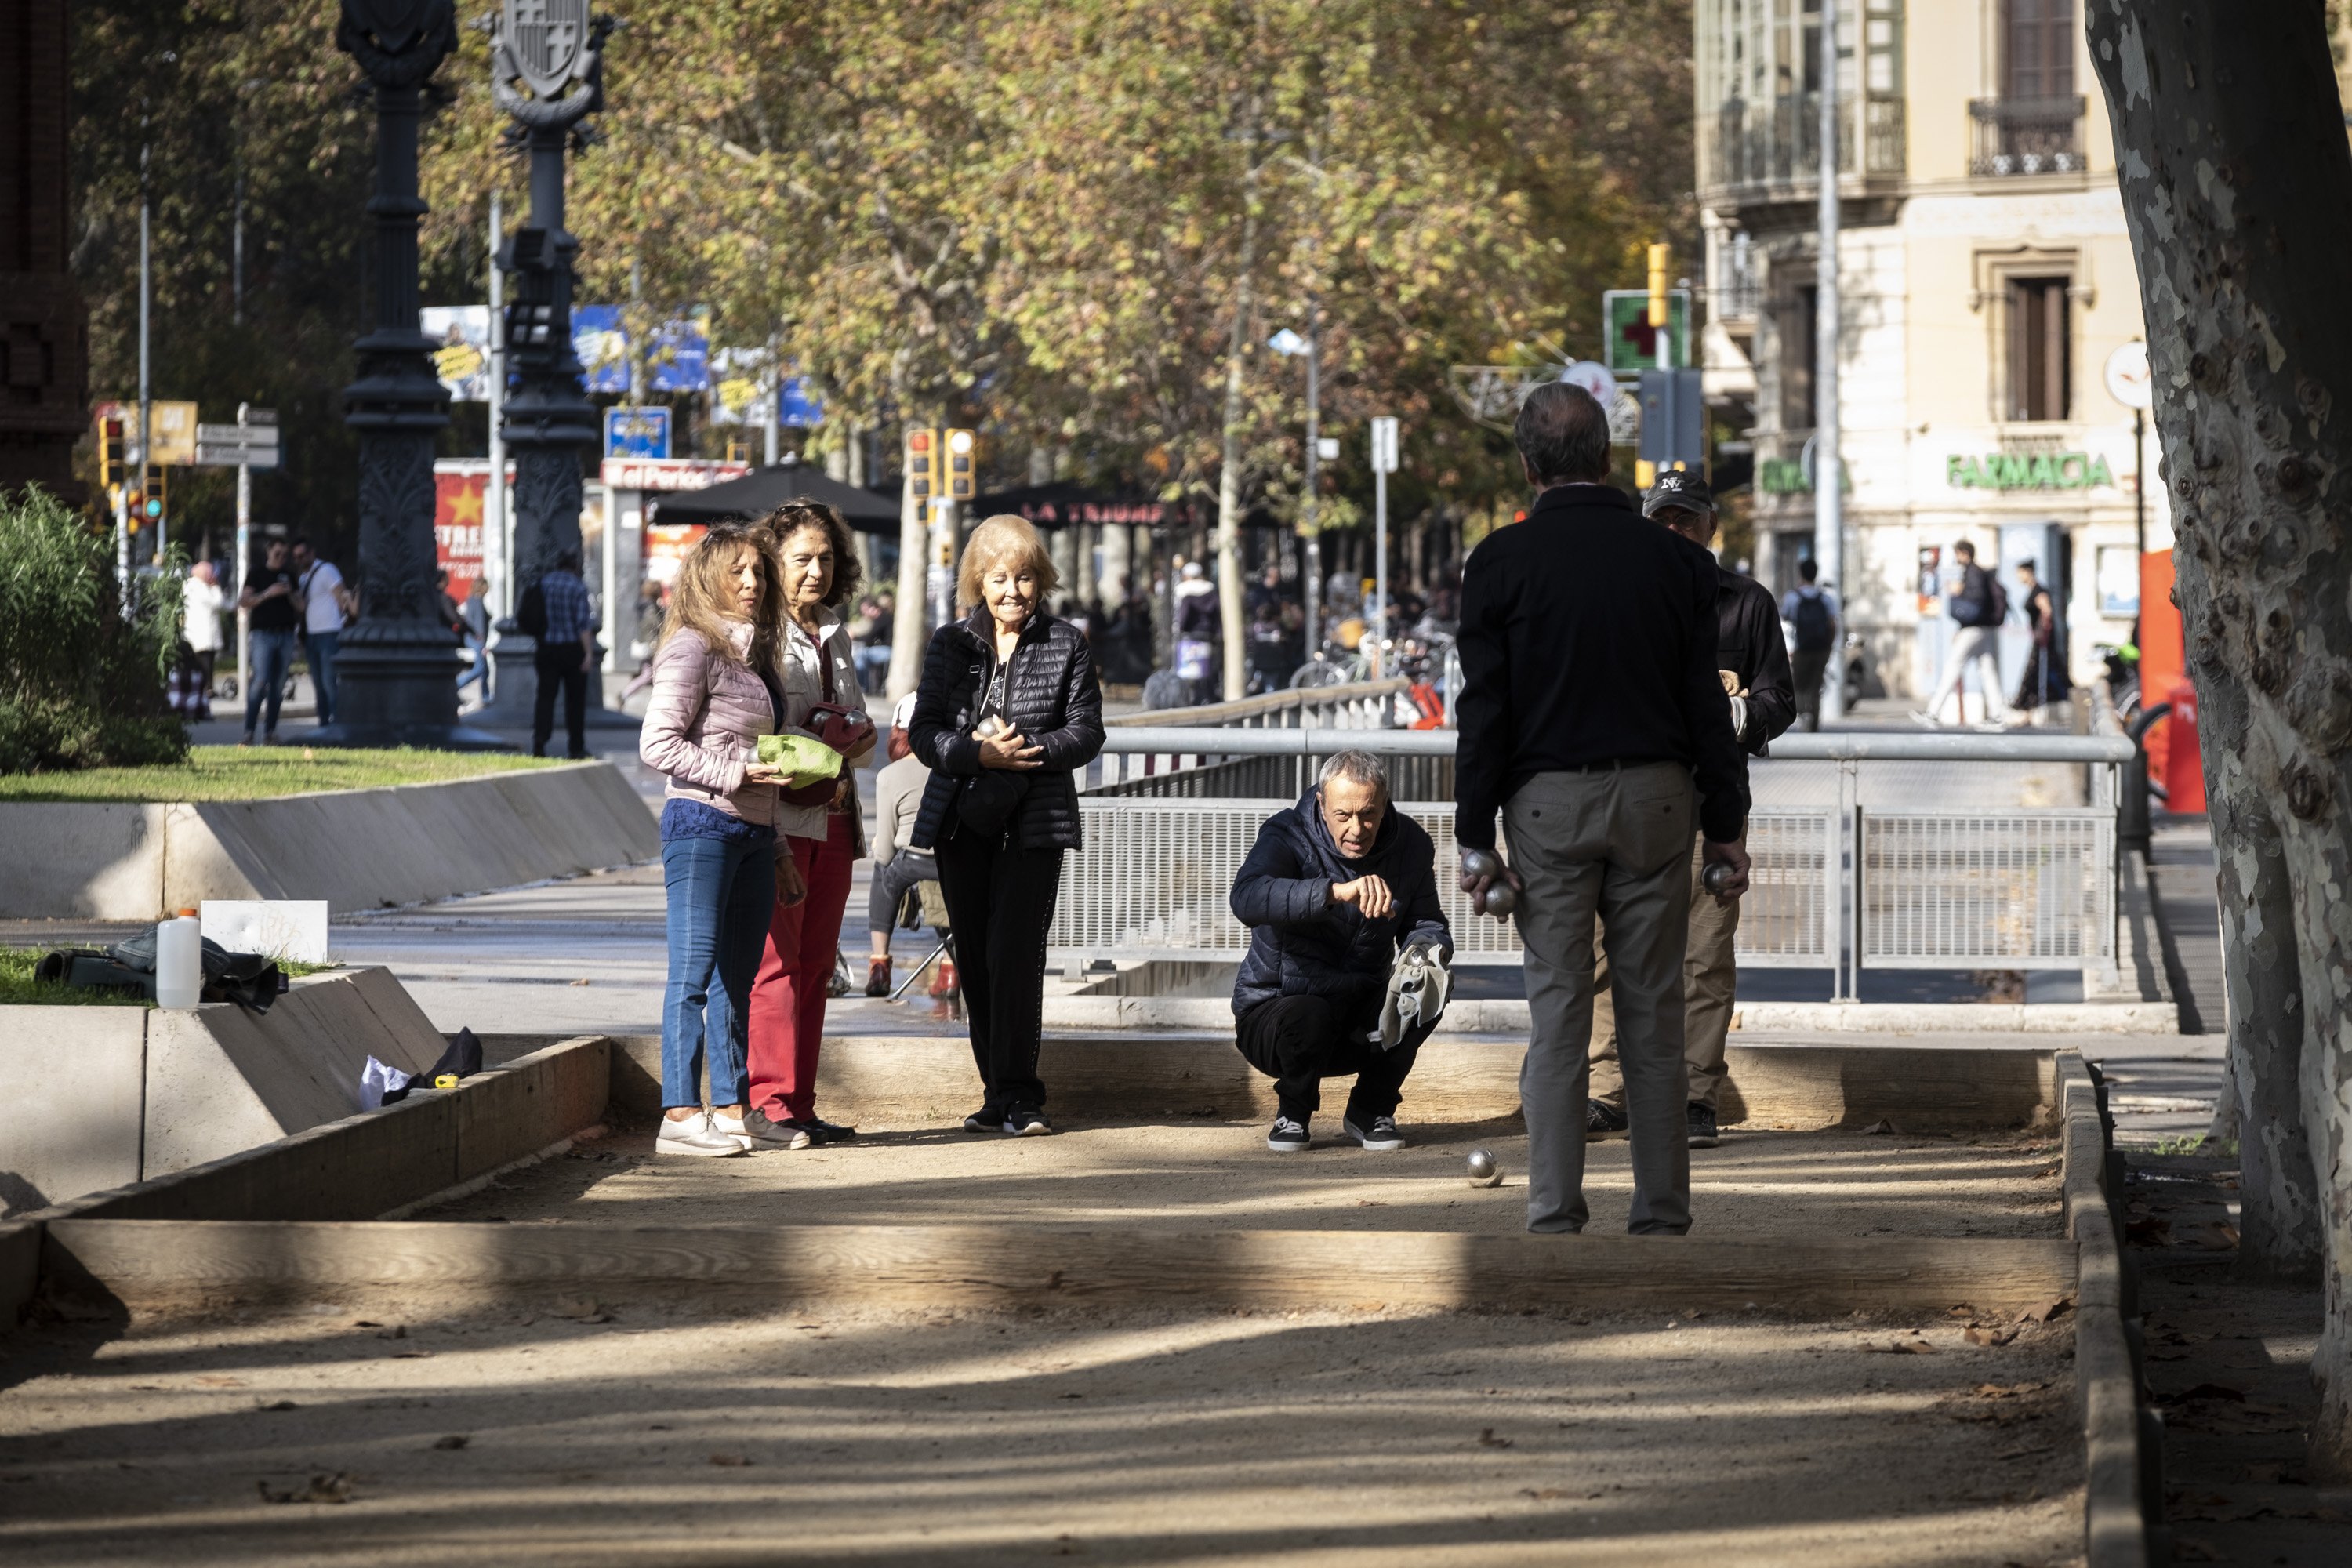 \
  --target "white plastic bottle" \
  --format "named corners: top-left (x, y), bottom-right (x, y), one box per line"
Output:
top-left (154, 915), bottom-right (202, 1011)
